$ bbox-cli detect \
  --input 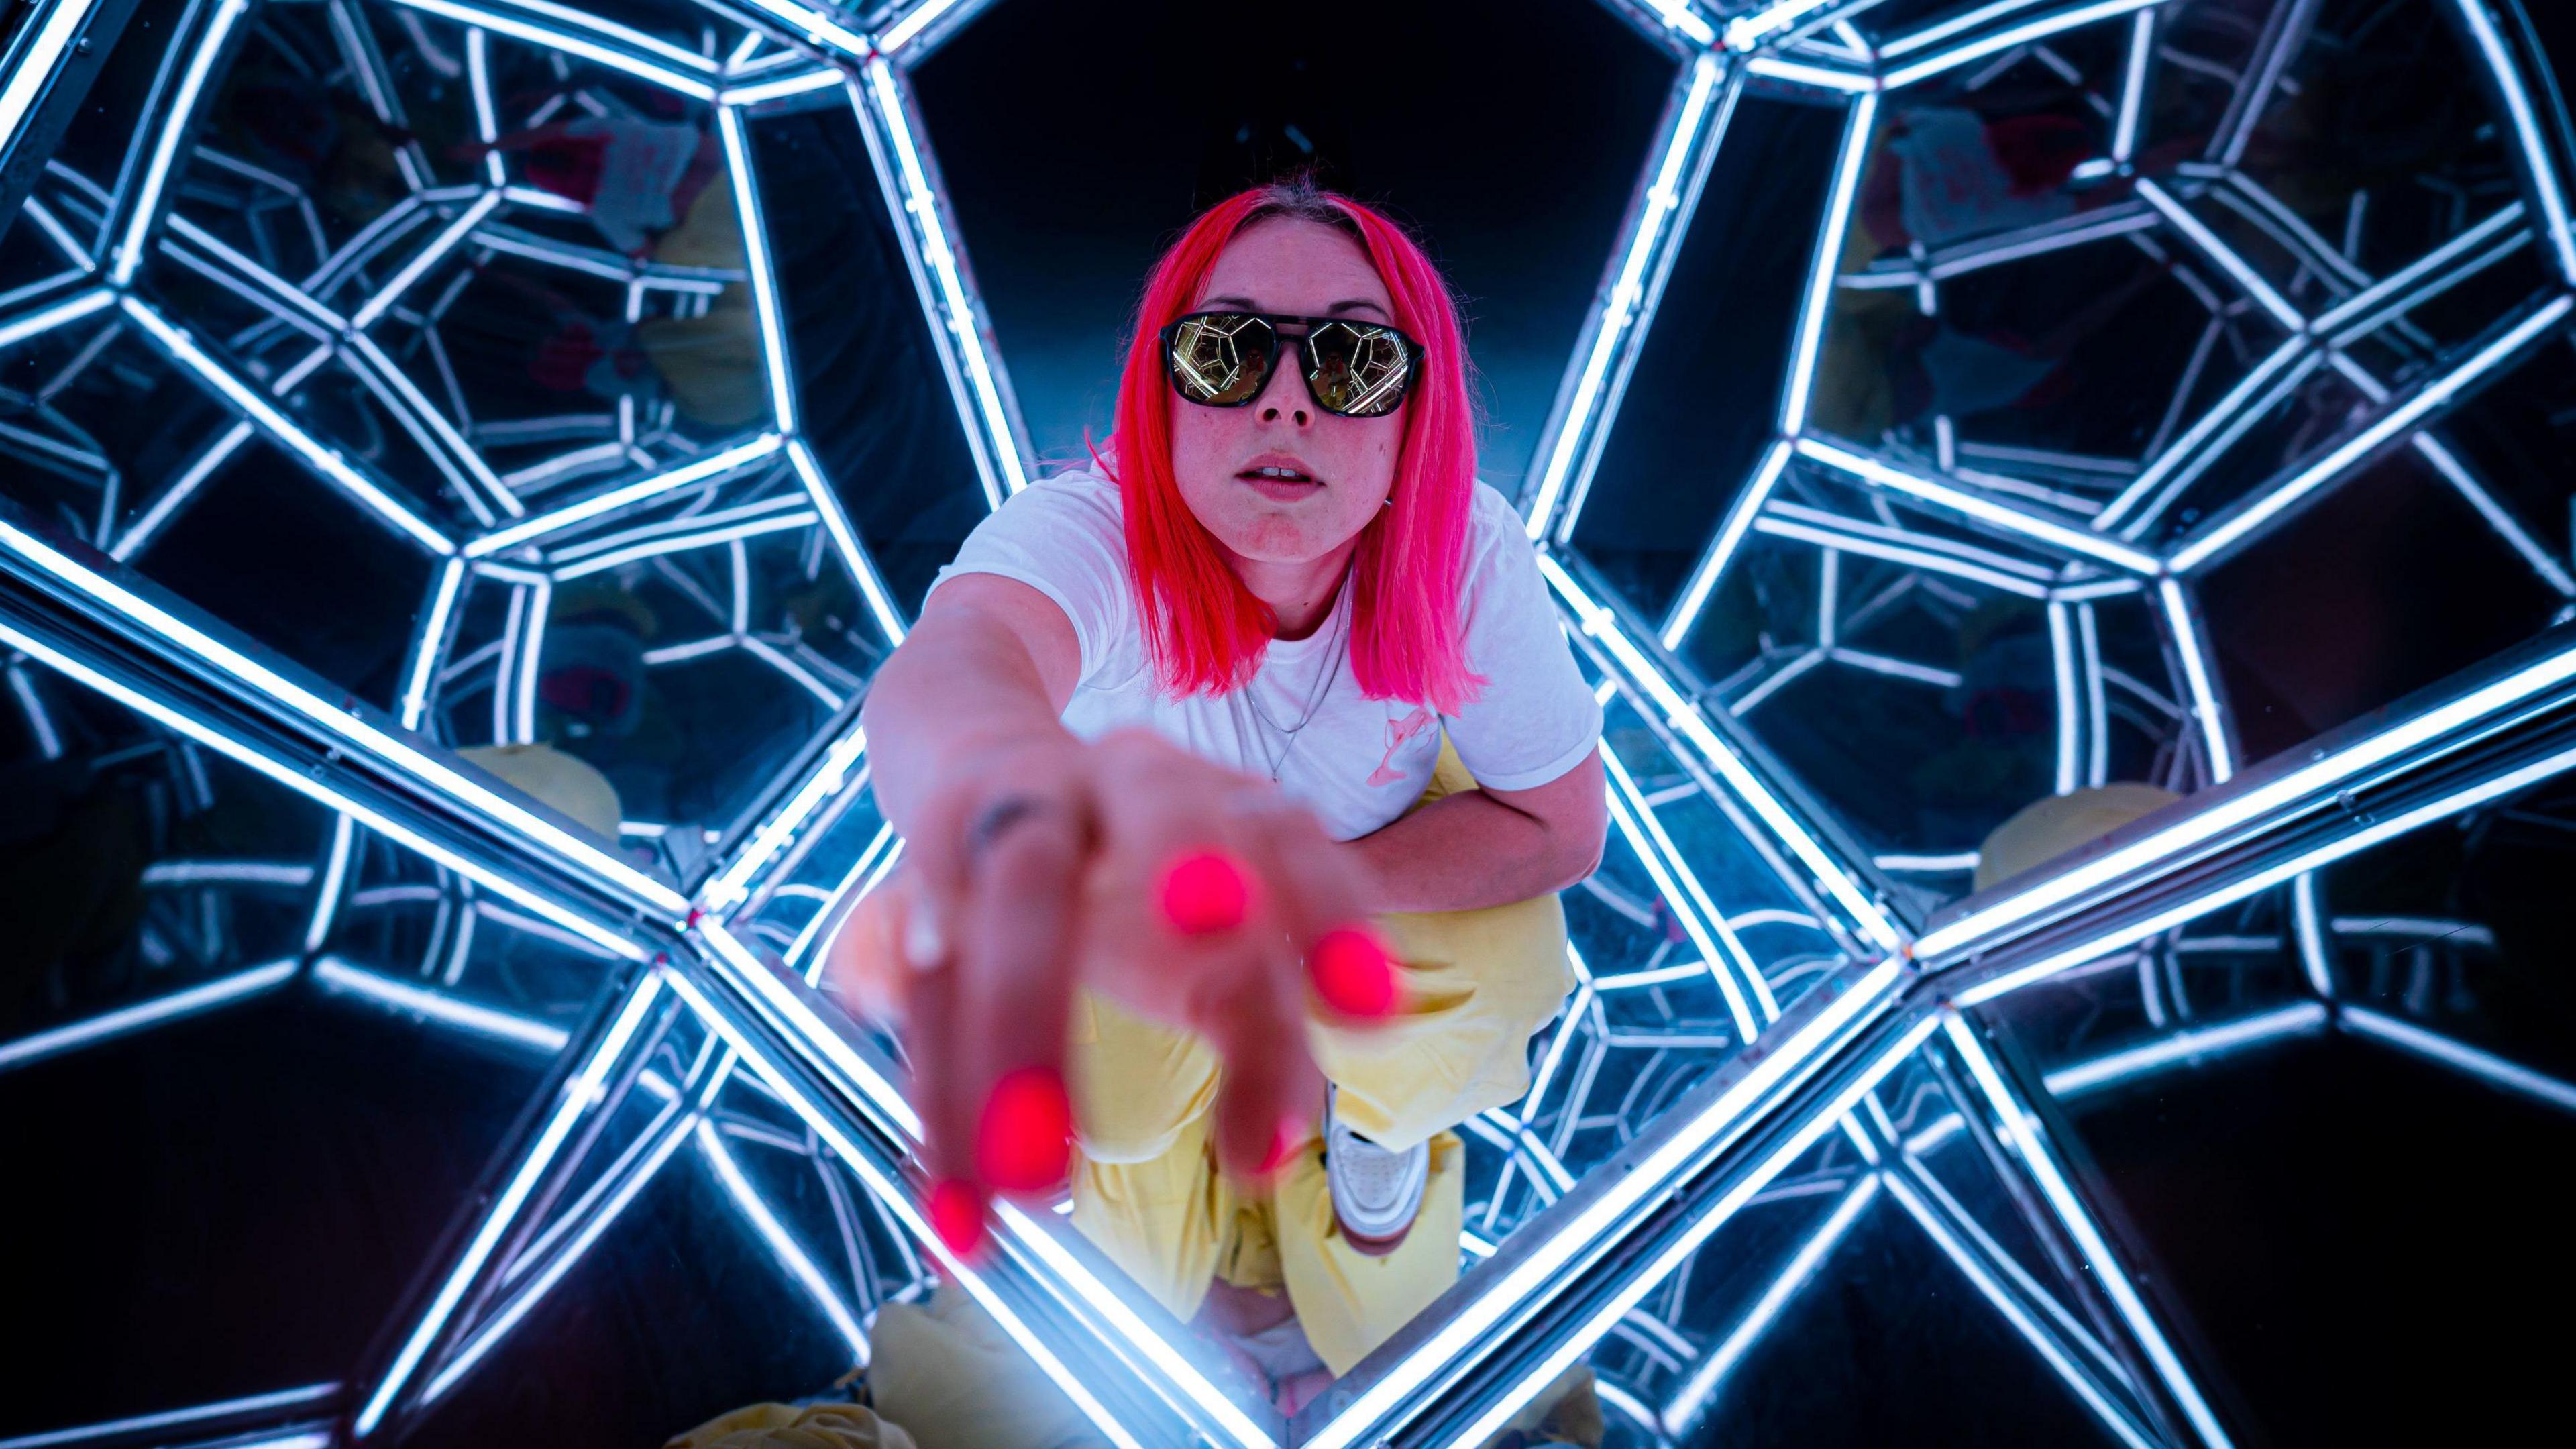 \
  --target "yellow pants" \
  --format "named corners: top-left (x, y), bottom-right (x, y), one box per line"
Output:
top-left (1067, 744), bottom-right (1574, 1377)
